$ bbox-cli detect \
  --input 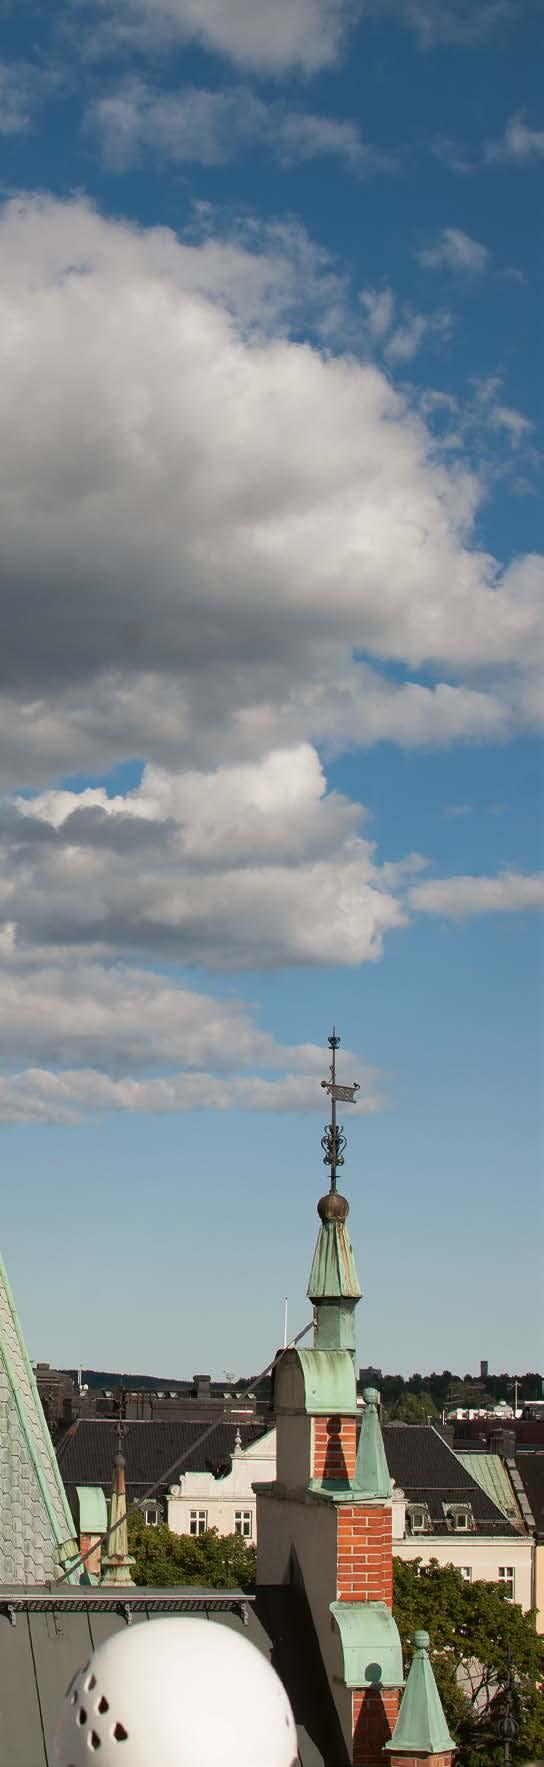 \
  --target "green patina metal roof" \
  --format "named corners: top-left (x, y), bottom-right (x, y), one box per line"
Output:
top-left (386, 1632), bottom-right (455, 1755)
top-left (456, 1453), bottom-right (520, 1523)
top-left (353, 1389), bottom-right (392, 1500)
top-left (297, 1349), bottom-right (358, 1415)
top-left (0, 1250), bottom-right (79, 1584)
top-left (330, 1601), bottom-right (404, 1690)
top-left (76, 1485), bottom-right (108, 1534)
top-left (308, 1219), bottom-right (361, 1303)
